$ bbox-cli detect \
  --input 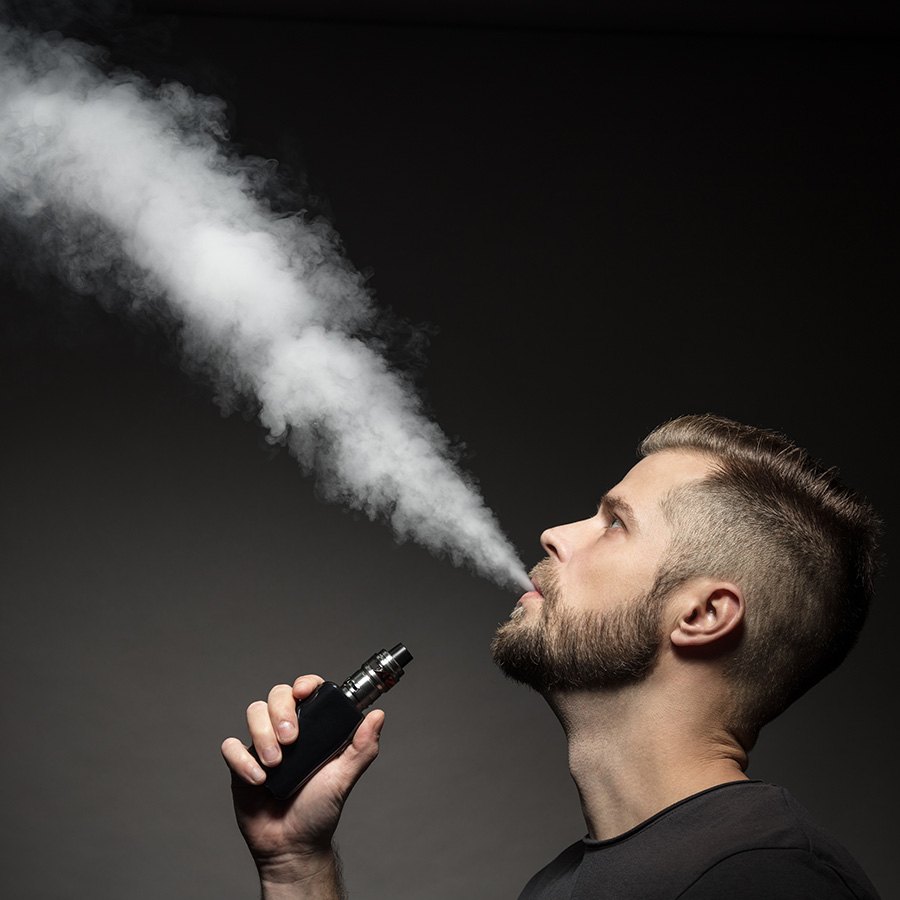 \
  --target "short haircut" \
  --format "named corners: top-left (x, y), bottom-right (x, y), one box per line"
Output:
top-left (639, 414), bottom-right (882, 747)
